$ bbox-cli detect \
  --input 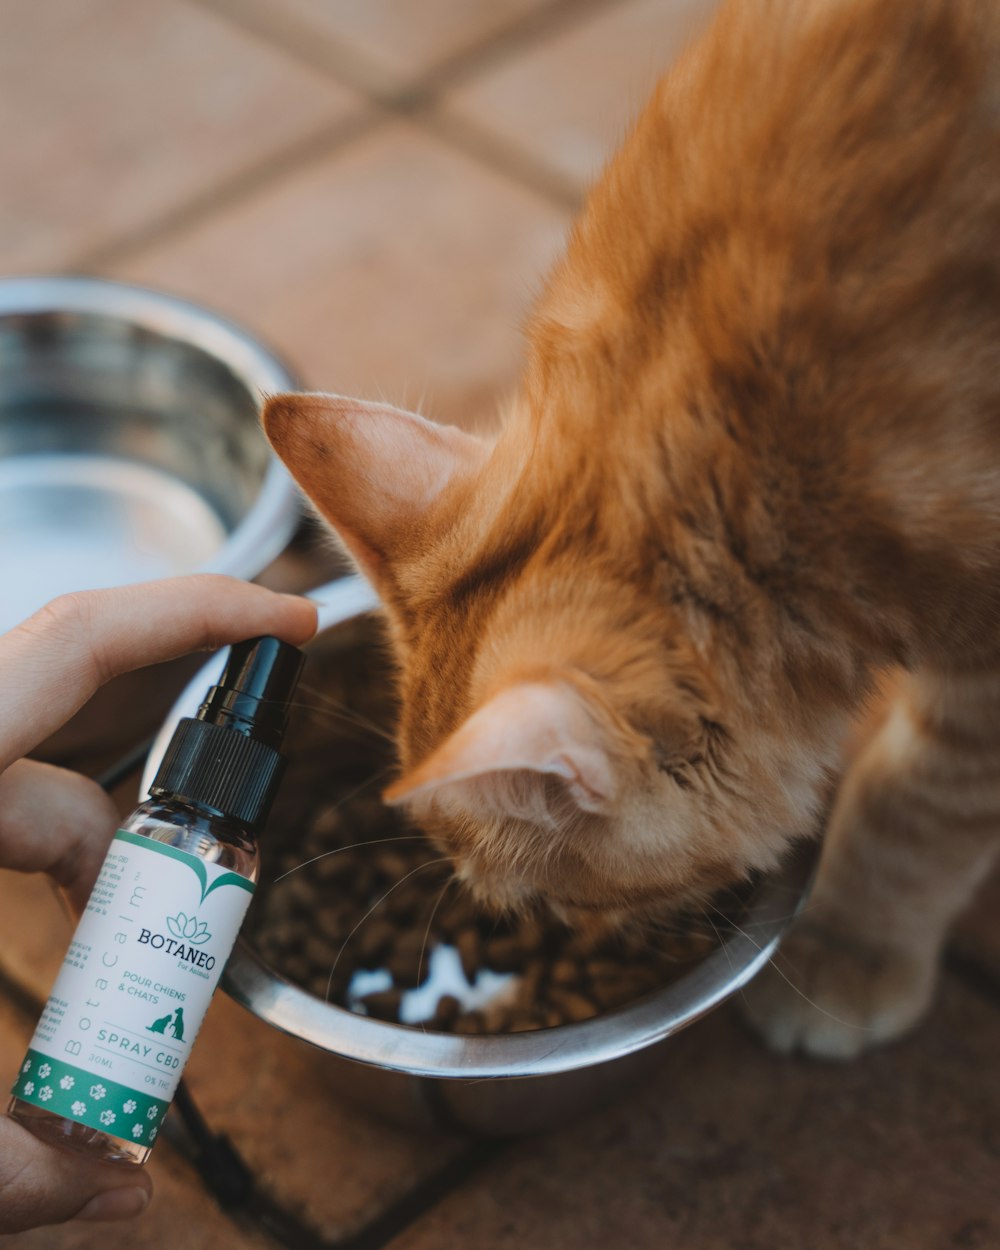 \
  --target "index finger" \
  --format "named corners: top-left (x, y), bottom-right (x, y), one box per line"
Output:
top-left (0, 575), bottom-right (317, 771)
